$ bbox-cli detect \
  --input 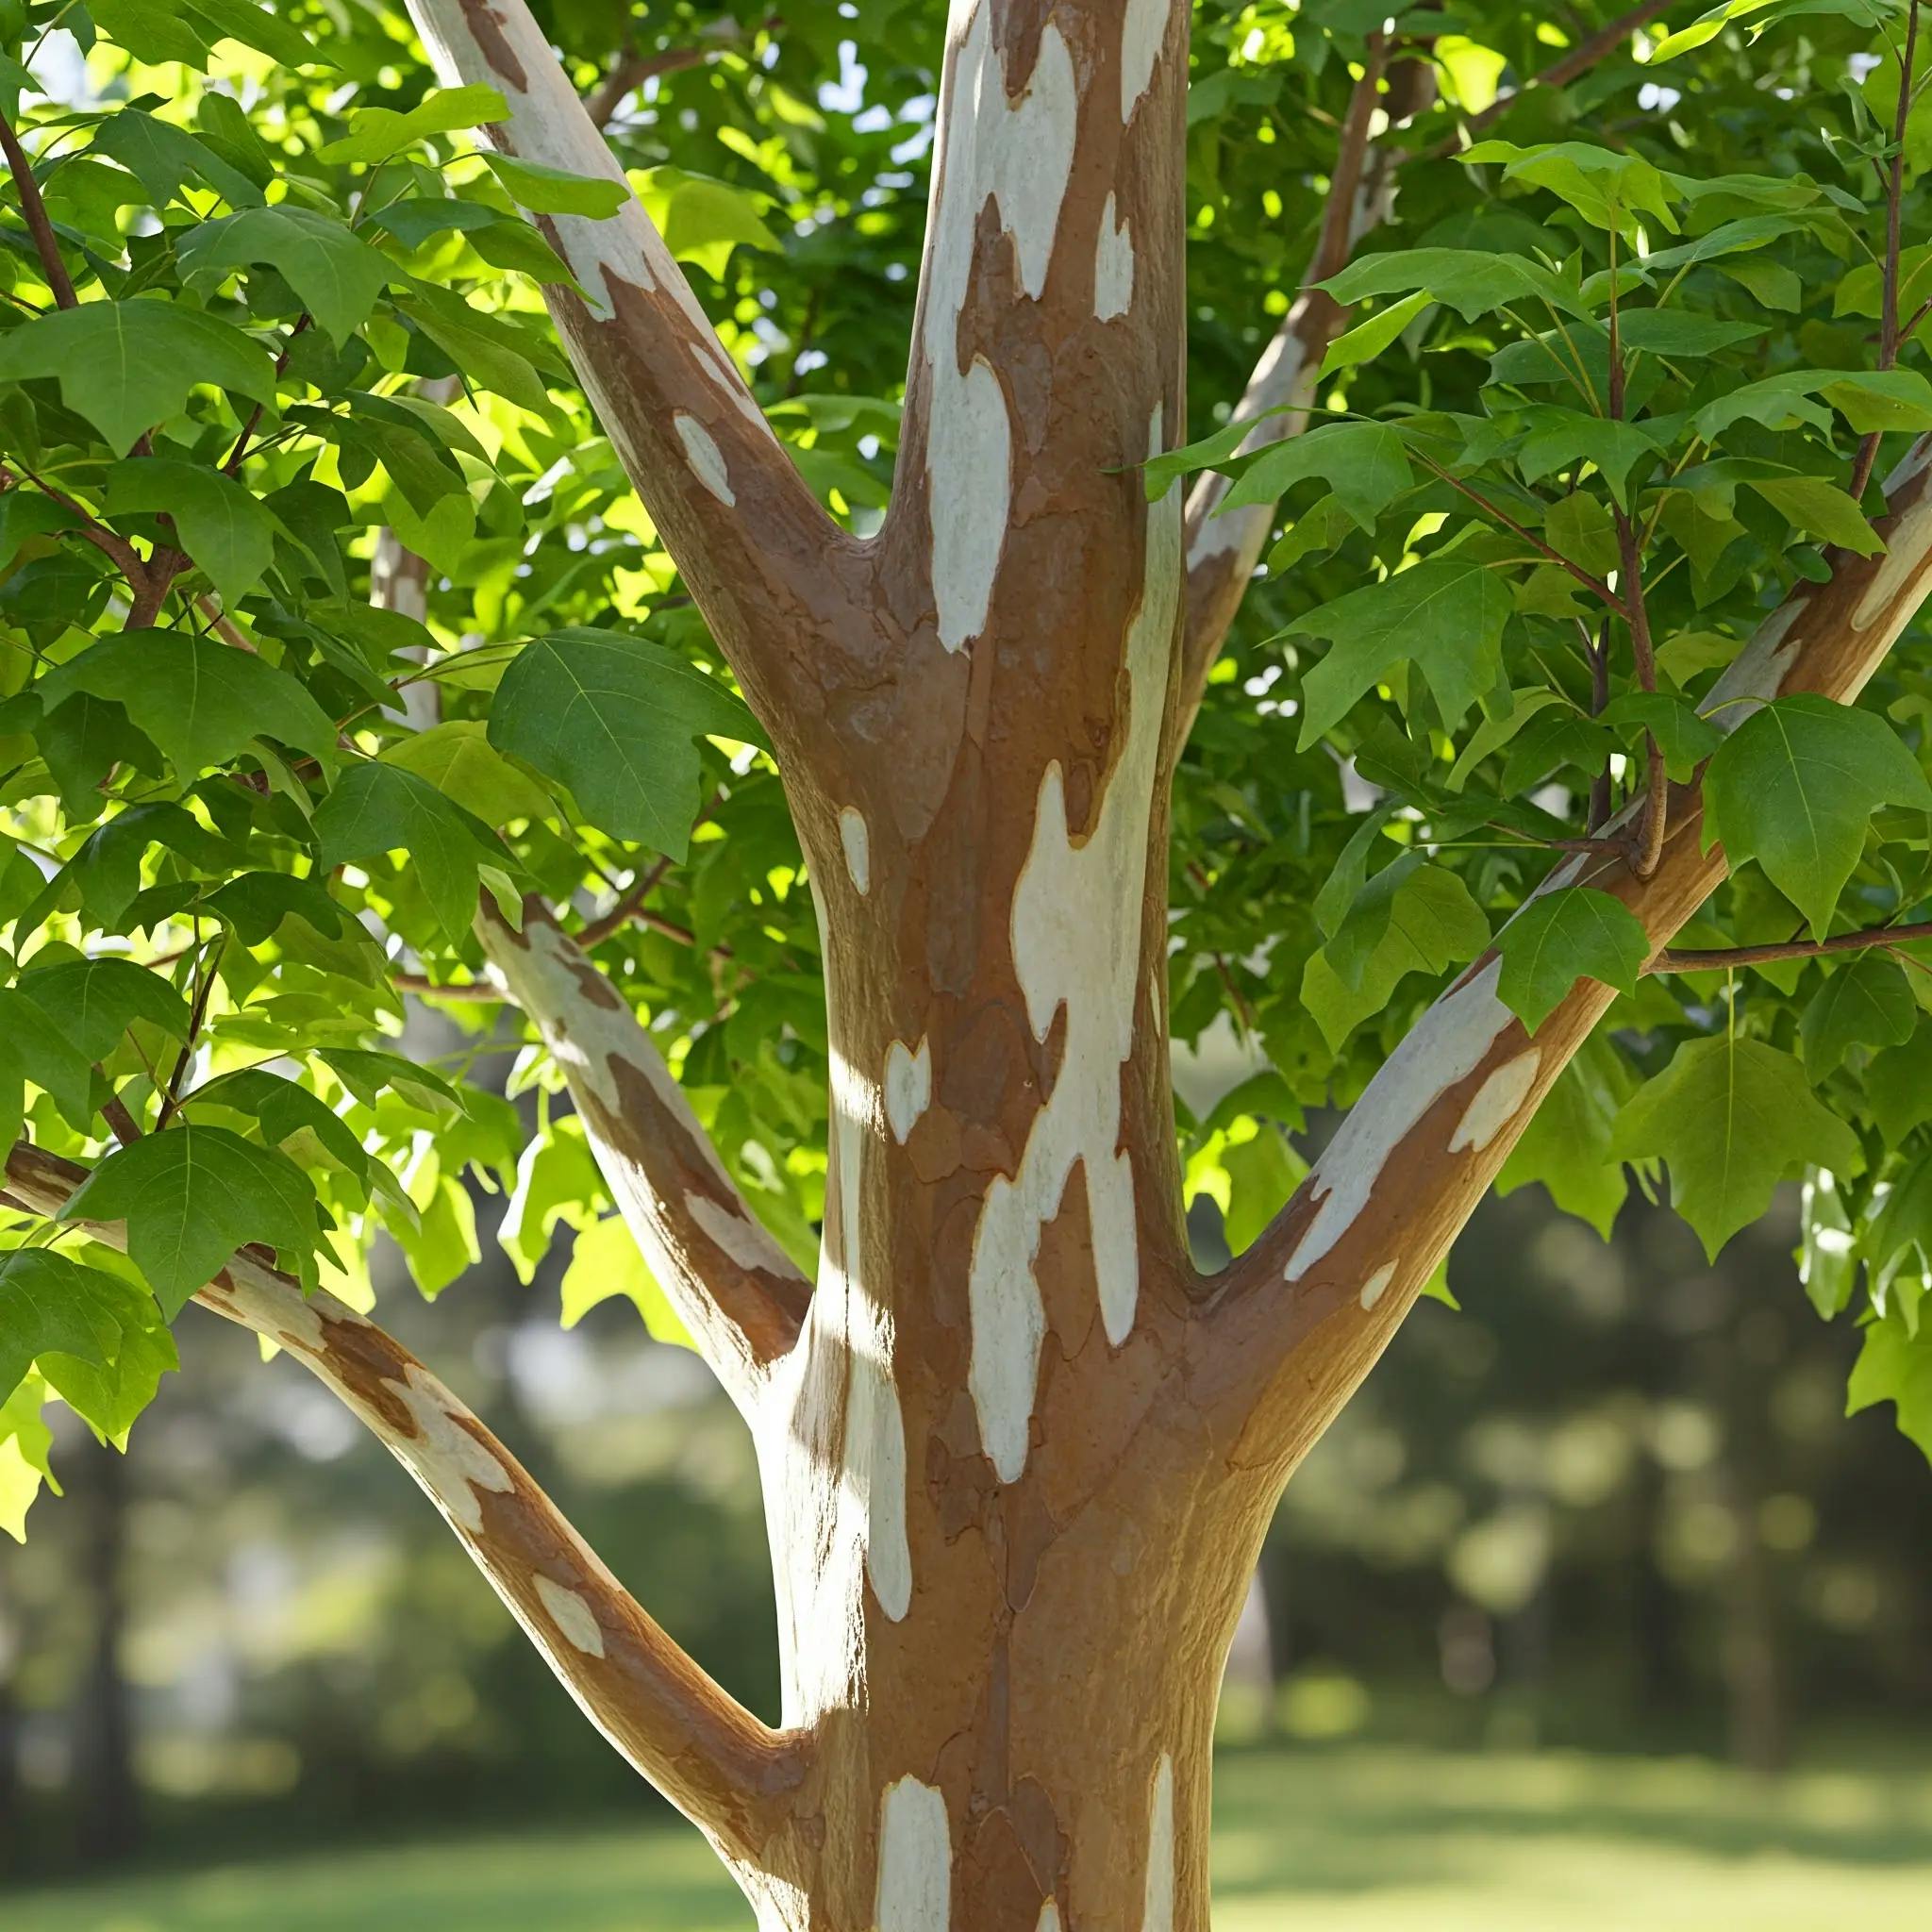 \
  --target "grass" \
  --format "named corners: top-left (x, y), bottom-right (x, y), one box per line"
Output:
top-left (7, 1743), bottom-right (1932, 1930)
